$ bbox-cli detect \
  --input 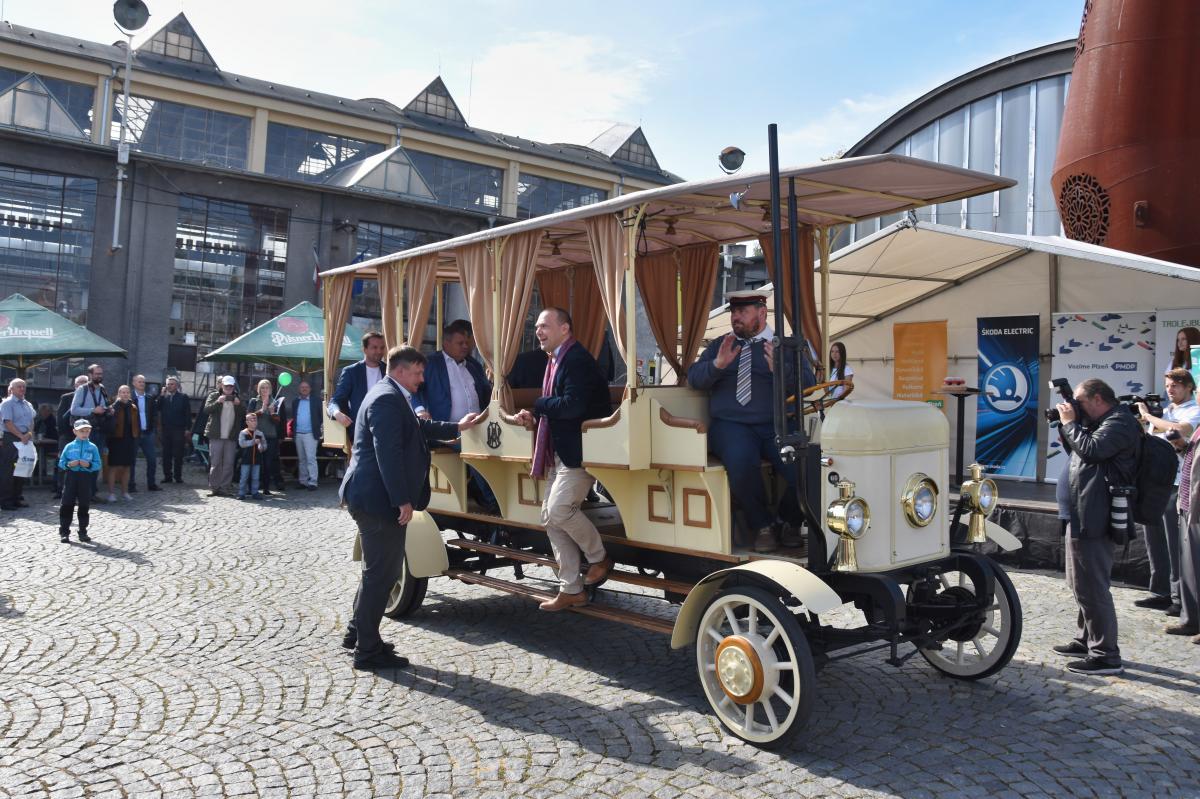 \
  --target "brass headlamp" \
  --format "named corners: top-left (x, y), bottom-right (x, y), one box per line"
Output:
top-left (827, 481), bottom-right (870, 572)
top-left (960, 463), bottom-right (998, 544)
